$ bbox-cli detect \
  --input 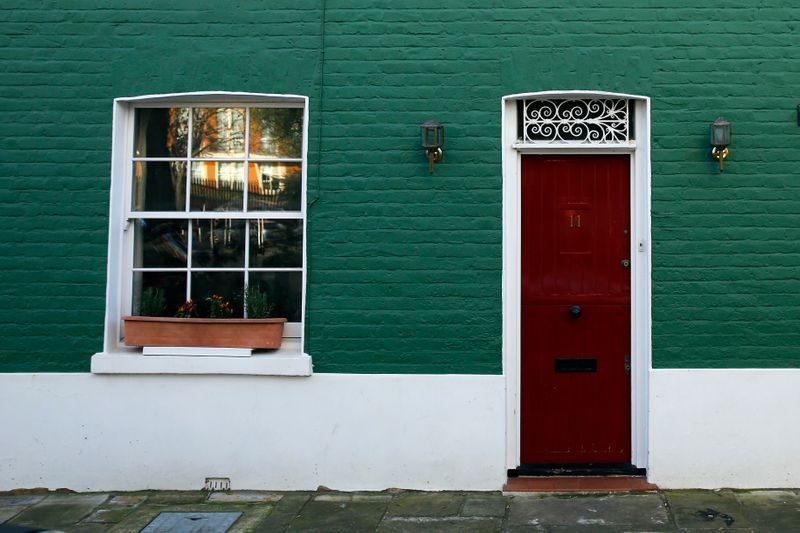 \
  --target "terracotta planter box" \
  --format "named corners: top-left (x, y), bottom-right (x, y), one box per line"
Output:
top-left (122, 316), bottom-right (286, 349)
